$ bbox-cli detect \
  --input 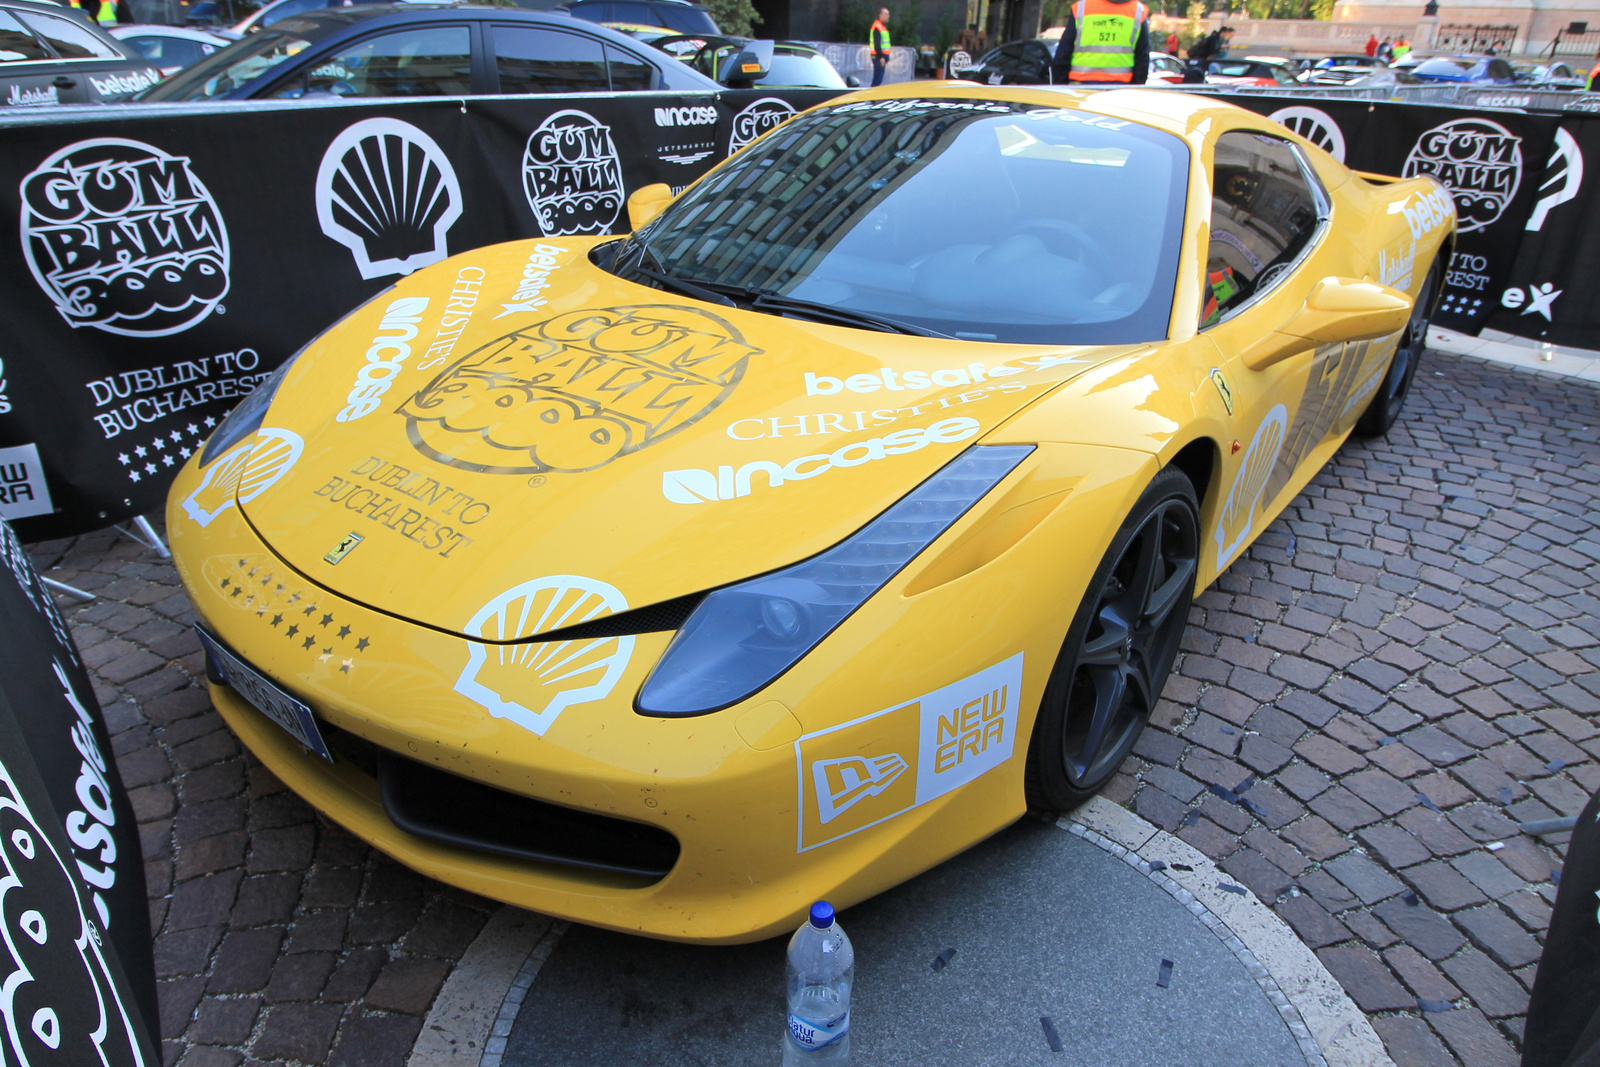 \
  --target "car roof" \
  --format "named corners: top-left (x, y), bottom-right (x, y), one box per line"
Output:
top-left (567, 0), bottom-right (709, 7)
top-left (272, 3), bottom-right (625, 35)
